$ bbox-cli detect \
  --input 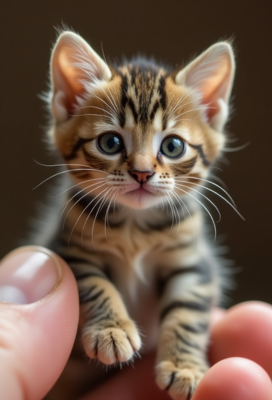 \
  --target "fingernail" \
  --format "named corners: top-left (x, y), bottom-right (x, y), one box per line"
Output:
top-left (0, 247), bottom-right (62, 304)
